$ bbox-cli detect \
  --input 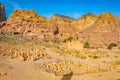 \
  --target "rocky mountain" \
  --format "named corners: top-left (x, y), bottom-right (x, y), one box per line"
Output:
top-left (0, 3), bottom-right (6, 22)
top-left (80, 13), bottom-right (120, 48)
top-left (0, 3), bottom-right (120, 48)
top-left (72, 13), bottom-right (97, 31)
top-left (7, 10), bottom-right (47, 23)
top-left (50, 14), bottom-right (76, 25)
top-left (0, 10), bottom-right (78, 42)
